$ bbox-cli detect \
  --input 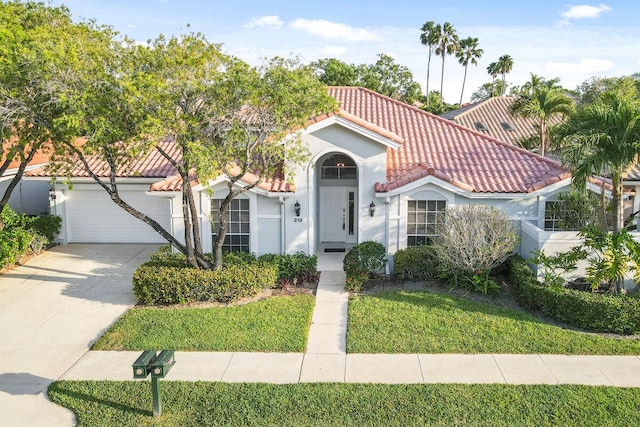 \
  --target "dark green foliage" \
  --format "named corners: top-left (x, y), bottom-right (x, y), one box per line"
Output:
top-left (508, 255), bottom-right (640, 334)
top-left (49, 381), bottom-right (640, 427)
top-left (132, 262), bottom-right (277, 305)
top-left (343, 241), bottom-right (387, 291)
top-left (0, 206), bottom-right (61, 269)
top-left (258, 252), bottom-right (318, 287)
top-left (393, 245), bottom-right (438, 281)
